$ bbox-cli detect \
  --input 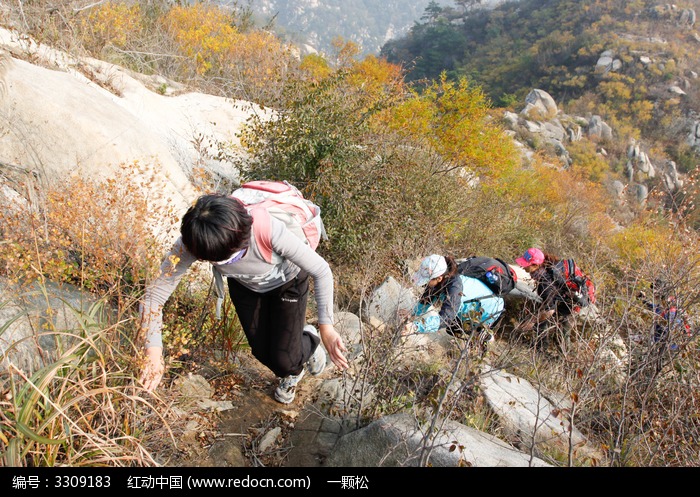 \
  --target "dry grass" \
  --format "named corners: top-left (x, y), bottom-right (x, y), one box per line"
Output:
top-left (0, 296), bottom-right (175, 466)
